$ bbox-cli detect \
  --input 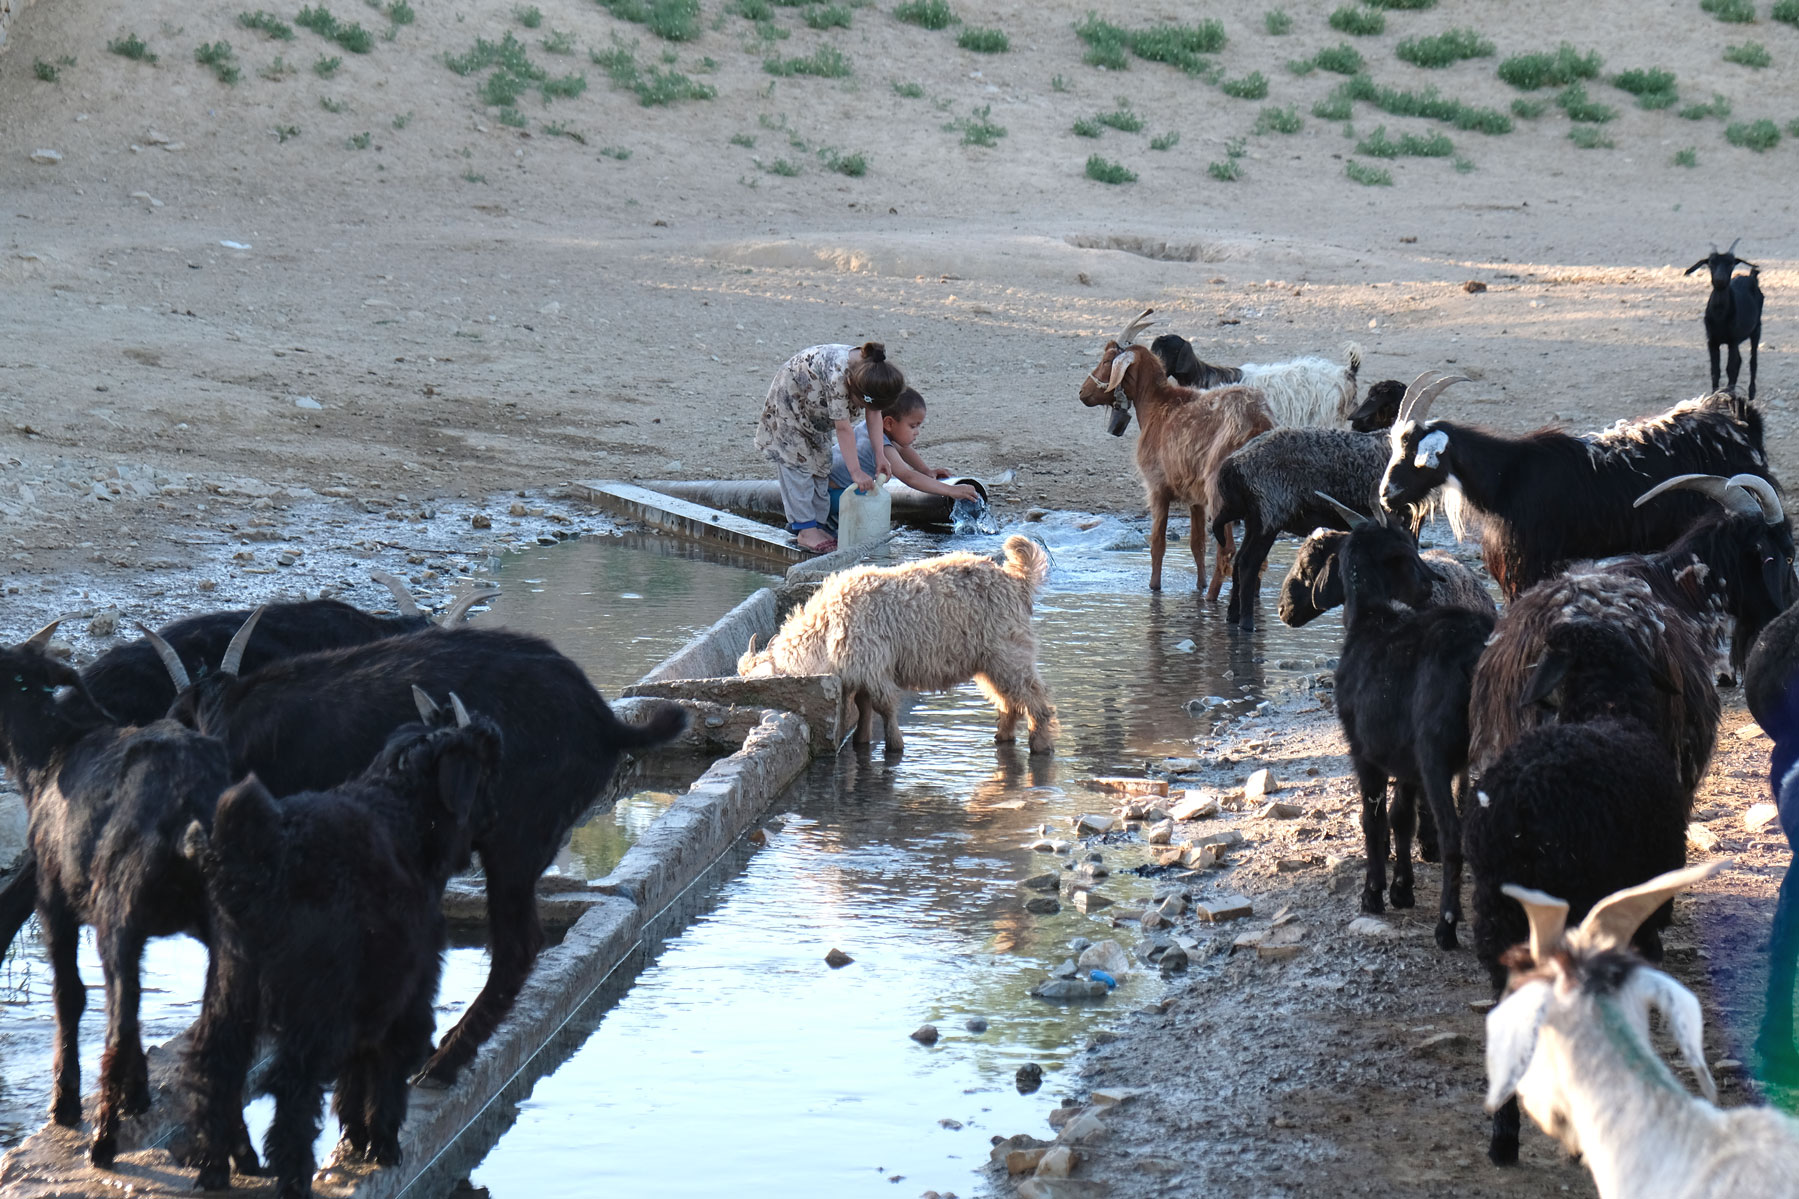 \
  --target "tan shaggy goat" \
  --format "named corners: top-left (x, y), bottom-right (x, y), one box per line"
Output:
top-left (738, 535), bottom-right (1056, 755)
top-left (1079, 307), bottom-right (1275, 596)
